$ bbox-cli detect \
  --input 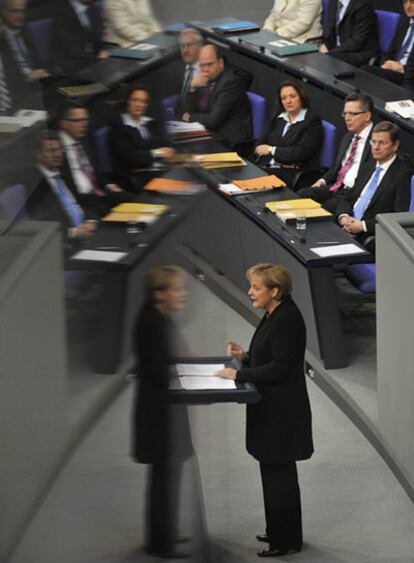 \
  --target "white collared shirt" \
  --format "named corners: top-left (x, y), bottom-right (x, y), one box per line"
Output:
top-left (122, 113), bottom-right (153, 139)
top-left (59, 131), bottom-right (94, 195)
top-left (399, 19), bottom-right (414, 65)
top-left (341, 122), bottom-right (373, 189)
top-left (270, 109), bottom-right (307, 158)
